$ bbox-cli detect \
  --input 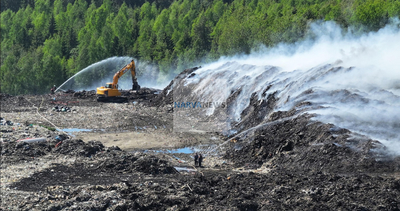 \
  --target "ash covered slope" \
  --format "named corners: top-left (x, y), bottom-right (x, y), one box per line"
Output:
top-left (156, 21), bottom-right (400, 171)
